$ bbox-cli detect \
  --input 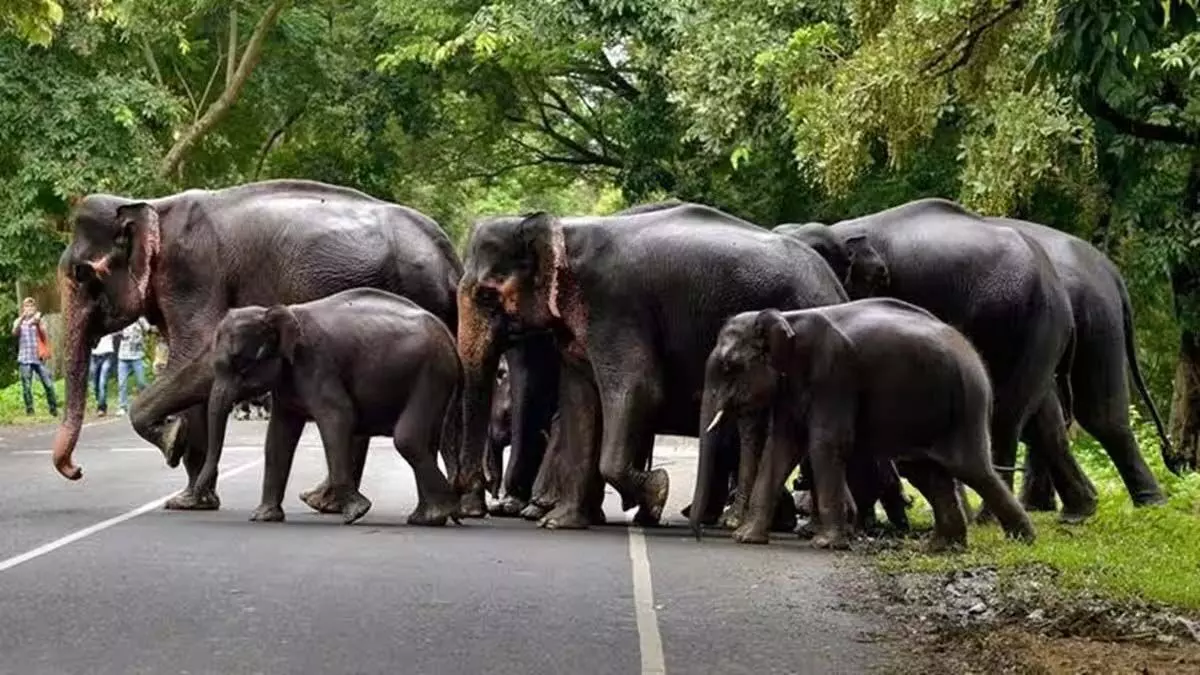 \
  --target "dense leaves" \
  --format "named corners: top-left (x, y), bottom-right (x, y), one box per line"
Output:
top-left (3, 0), bottom-right (1200, 464)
